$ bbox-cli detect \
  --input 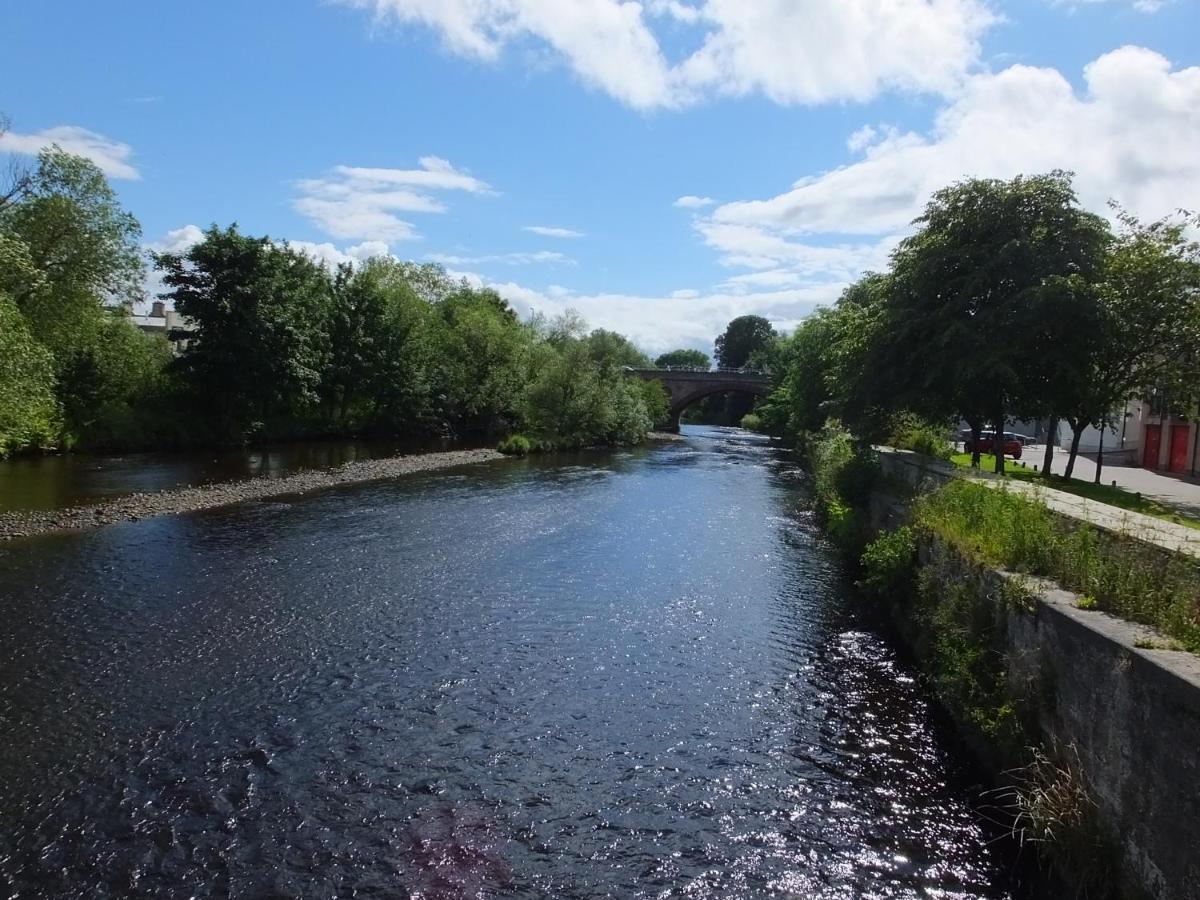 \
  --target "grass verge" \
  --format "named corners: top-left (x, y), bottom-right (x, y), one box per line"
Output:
top-left (915, 480), bottom-right (1200, 653)
top-left (949, 452), bottom-right (1200, 531)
